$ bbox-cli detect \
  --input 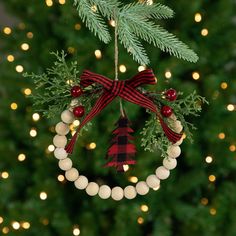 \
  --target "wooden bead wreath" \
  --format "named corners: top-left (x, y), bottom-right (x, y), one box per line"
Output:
top-left (53, 109), bottom-right (183, 201)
